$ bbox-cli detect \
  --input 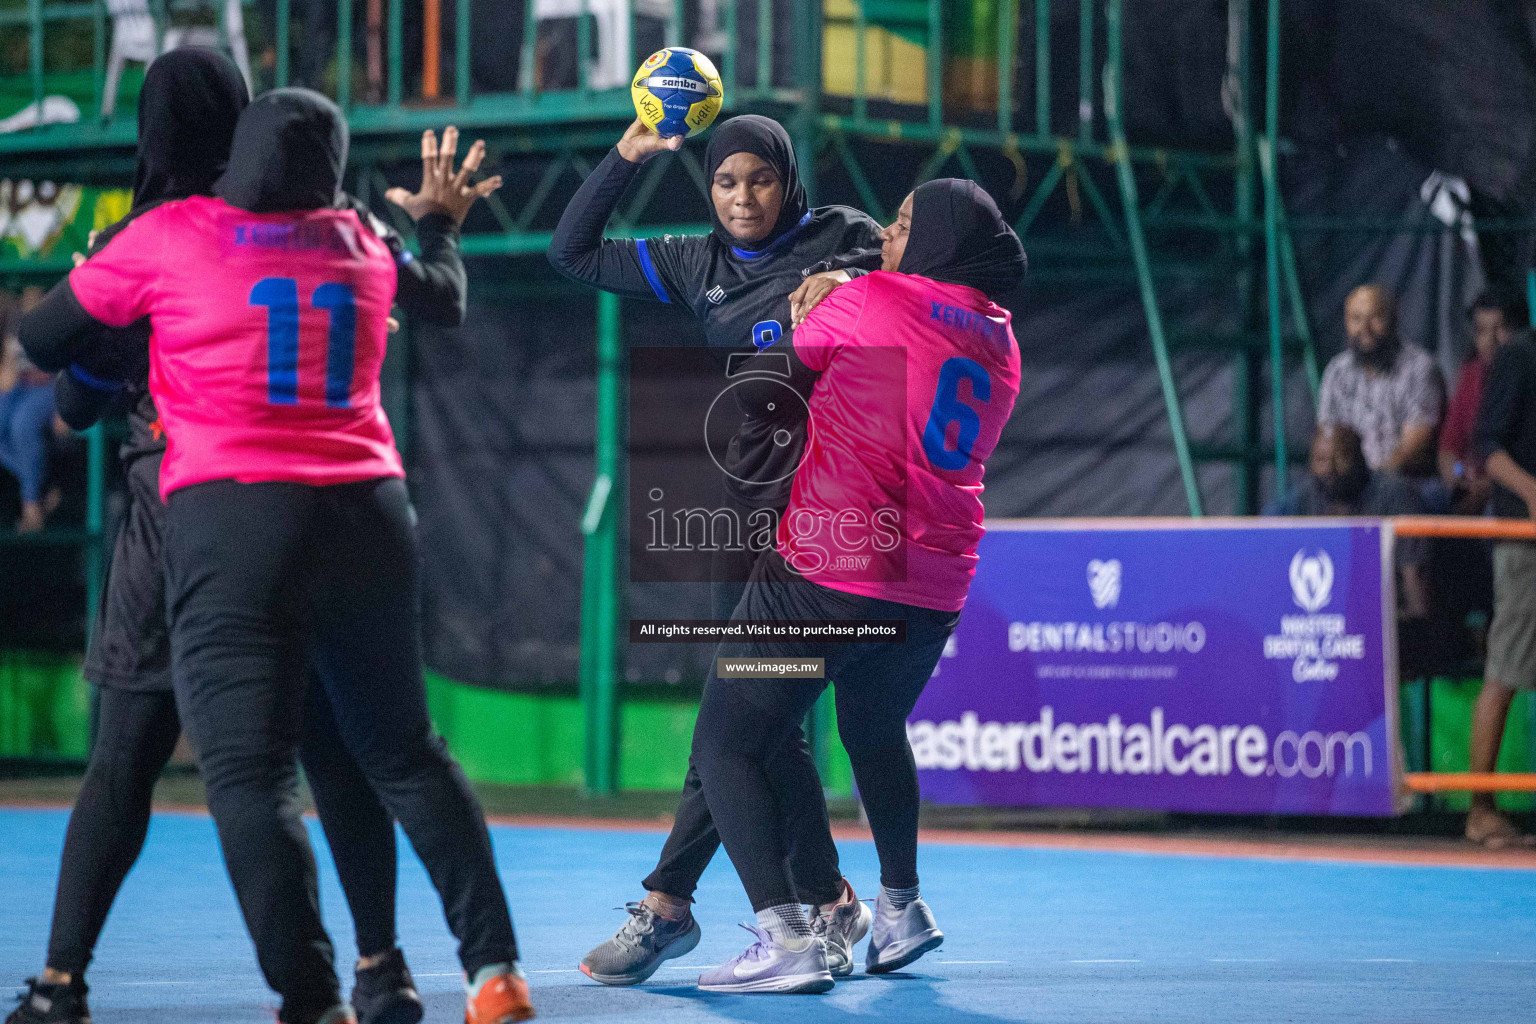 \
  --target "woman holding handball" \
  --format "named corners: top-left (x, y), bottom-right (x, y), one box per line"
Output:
top-left (551, 49), bottom-right (885, 987)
